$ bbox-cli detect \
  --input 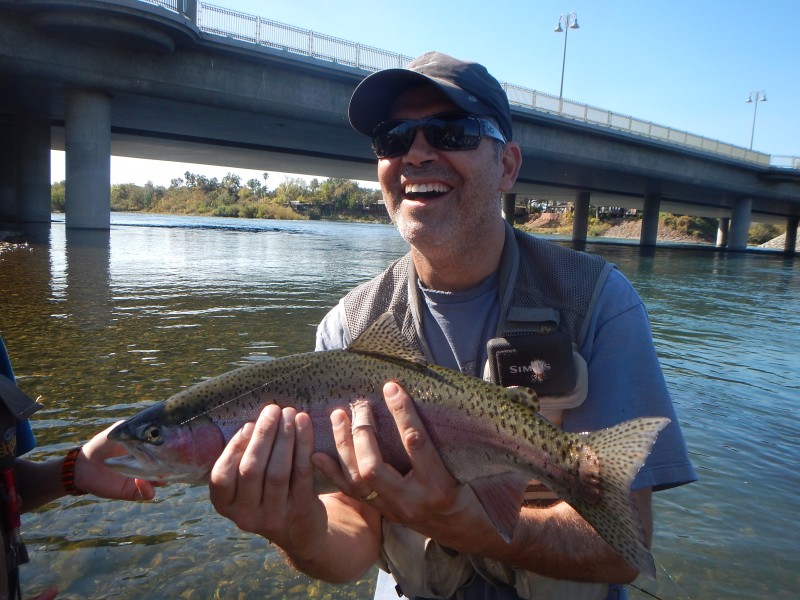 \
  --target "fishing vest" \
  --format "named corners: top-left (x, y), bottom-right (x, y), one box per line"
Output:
top-left (0, 375), bottom-right (41, 600)
top-left (339, 223), bottom-right (615, 600)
